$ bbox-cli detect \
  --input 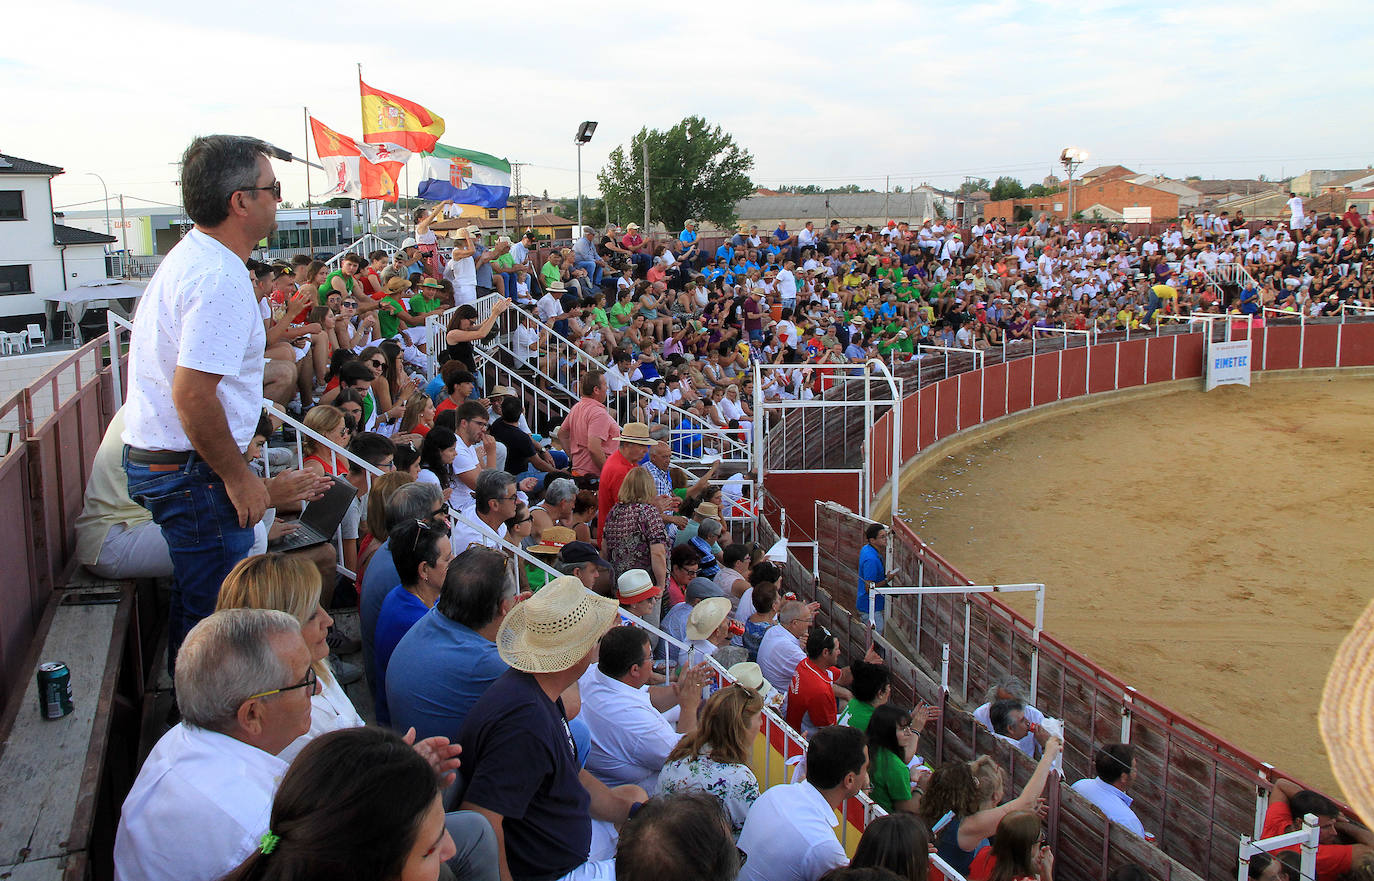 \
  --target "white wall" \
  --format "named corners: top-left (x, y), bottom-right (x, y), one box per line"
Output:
top-left (0, 175), bottom-right (61, 318)
top-left (0, 176), bottom-right (114, 319)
